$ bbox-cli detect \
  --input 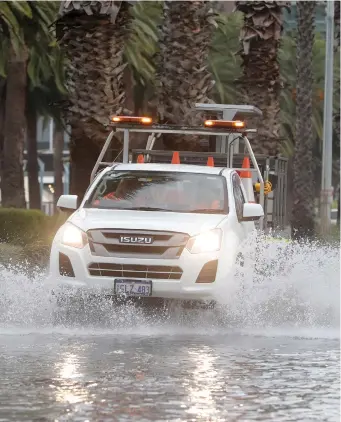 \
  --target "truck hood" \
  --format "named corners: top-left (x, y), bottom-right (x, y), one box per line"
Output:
top-left (69, 209), bottom-right (226, 236)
